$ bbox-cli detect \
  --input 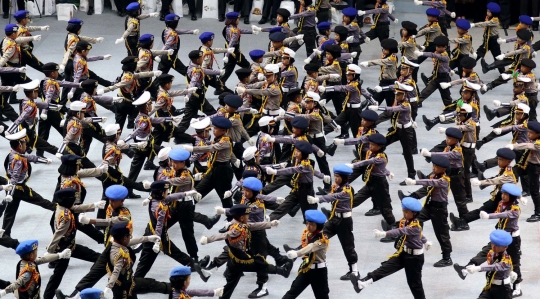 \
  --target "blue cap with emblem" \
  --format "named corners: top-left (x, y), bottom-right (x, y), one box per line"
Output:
top-left (169, 148), bottom-right (191, 162)
top-left (14, 10), bottom-right (29, 21)
top-left (305, 210), bottom-right (326, 224)
top-left (243, 177), bottom-right (263, 192)
top-left (110, 223), bottom-right (130, 238)
top-left (445, 127), bottom-right (463, 140)
top-left (368, 133), bottom-right (386, 145)
top-left (456, 19), bottom-right (471, 30)
top-left (295, 141), bottom-right (313, 155)
top-left (226, 12), bottom-right (240, 19)
top-left (361, 110), bottom-right (379, 122)
top-left (249, 49), bottom-right (265, 60)
top-left (402, 197), bottom-right (422, 212)
top-left (487, 2), bottom-right (501, 14)
top-left (139, 34), bottom-right (154, 43)
top-left (105, 185), bottom-right (129, 201)
top-left (343, 7), bottom-right (357, 17)
top-left (426, 8), bottom-right (440, 17)
top-left (527, 121), bottom-right (540, 133)
top-left (269, 27), bottom-right (283, 34)
top-left (5, 24), bottom-right (19, 34)
top-left (317, 22), bottom-right (331, 31)
top-left (496, 148), bottom-right (516, 160)
top-left (199, 32), bottom-right (215, 43)
top-left (321, 40), bottom-right (336, 50)
top-left (165, 14), bottom-right (180, 21)
top-left (519, 15), bottom-right (533, 25)
top-left (224, 94), bottom-right (243, 108)
top-left (126, 2), bottom-right (140, 11)
top-left (211, 116), bottom-right (232, 129)
top-left (501, 183), bottom-right (521, 197)
top-left (229, 204), bottom-right (251, 216)
top-left (290, 116), bottom-right (309, 129)
top-left (333, 164), bottom-right (353, 176)
top-left (269, 32), bottom-right (287, 42)
top-left (431, 155), bottom-right (450, 168)
top-left (489, 229), bottom-right (512, 246)
top-left (68, 18), bottom-right (84, 25)
top-left (170, 265), bottom-right (191, 277)
top-left (150, 180), bottom-right (171, 191)
top-left (80, 288), bottom-right (103, 299)
top-left (16, 240), bottom-right (38, 256)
